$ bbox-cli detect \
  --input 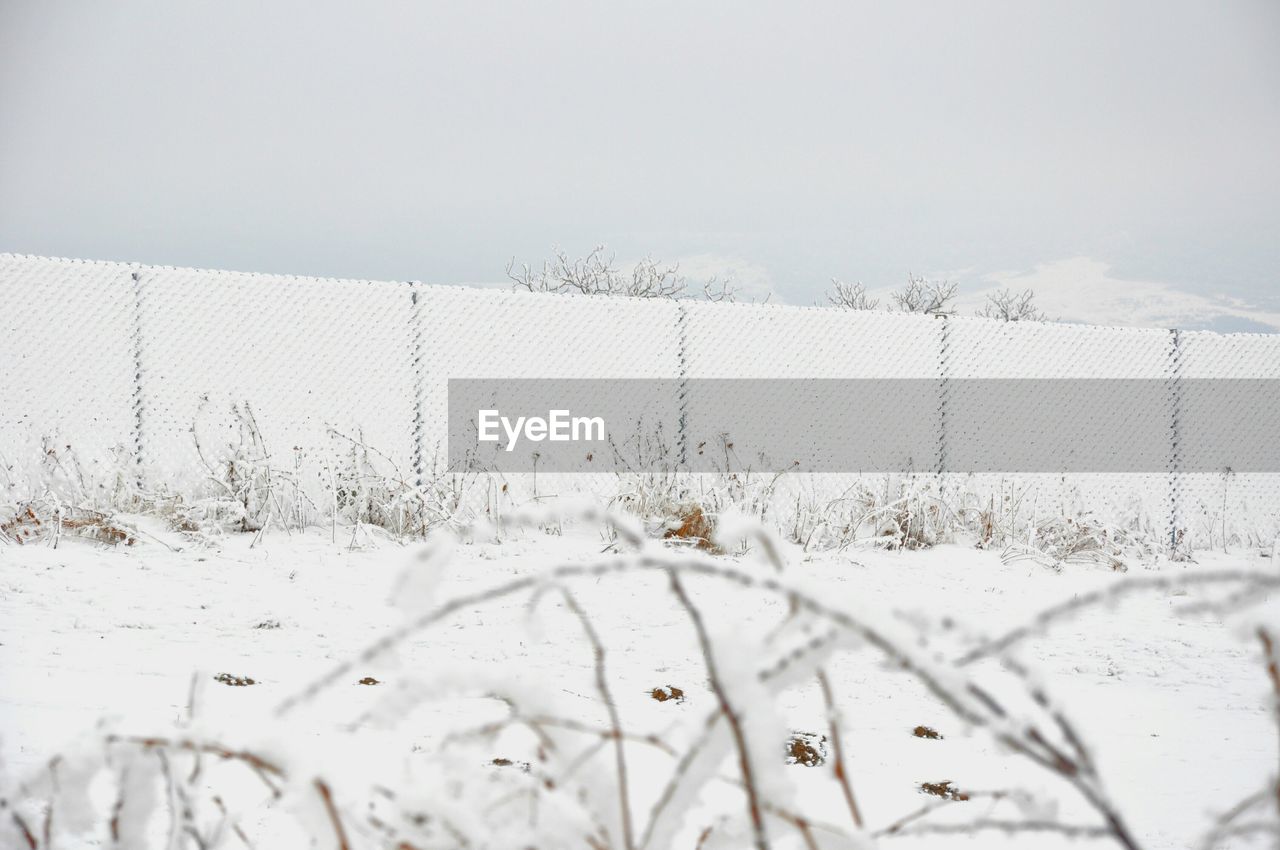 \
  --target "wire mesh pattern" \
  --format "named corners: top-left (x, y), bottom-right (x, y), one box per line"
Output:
top-left (1, 252), bottom-right (1277, 546)
top-left (1176, 330), bottom-right (1280, 548)
top-left (416, 284), bottom-right (681, 475)
top-left (680, 300), bottom-right (945, 520)
top-left (0, 255), bottom-right (138, 503)
top-left (944, 315), bottom-right (1175, 545)
top-left (137, 265), bottom-right (416, 501)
